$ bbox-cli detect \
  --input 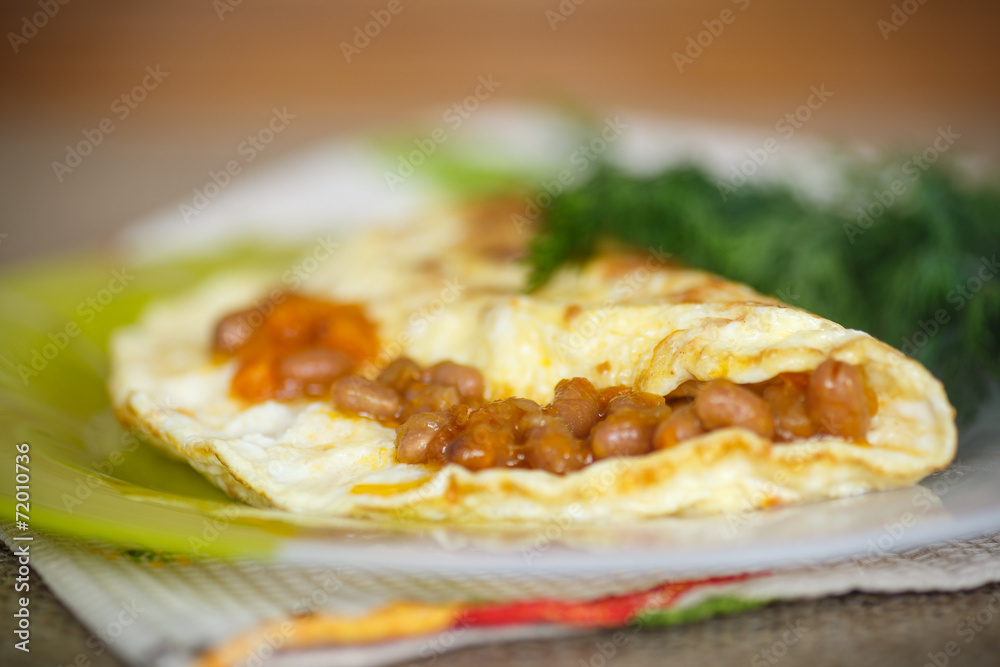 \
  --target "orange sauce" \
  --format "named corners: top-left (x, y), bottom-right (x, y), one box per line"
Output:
top-left (222, 293), bottom-right (379, 401)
